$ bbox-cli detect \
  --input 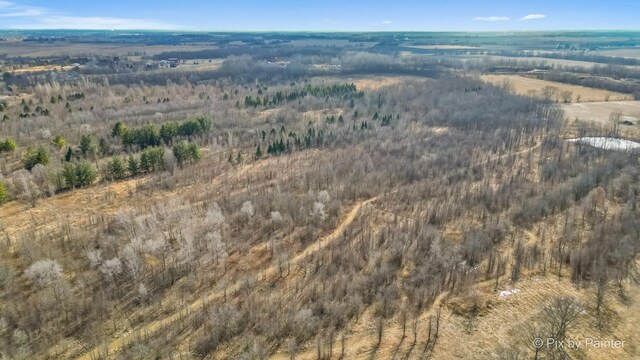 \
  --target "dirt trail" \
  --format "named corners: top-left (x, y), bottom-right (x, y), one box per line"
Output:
top-left (77, 197), bottom-right (377, 360)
